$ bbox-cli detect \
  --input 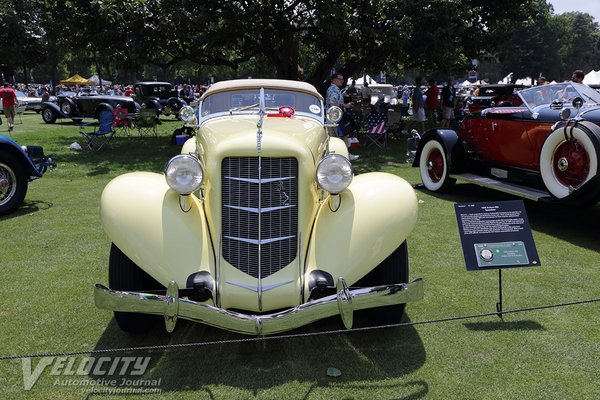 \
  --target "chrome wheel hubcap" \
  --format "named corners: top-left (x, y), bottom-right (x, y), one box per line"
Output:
top-left (557, 157), bottom-right (569, 172)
